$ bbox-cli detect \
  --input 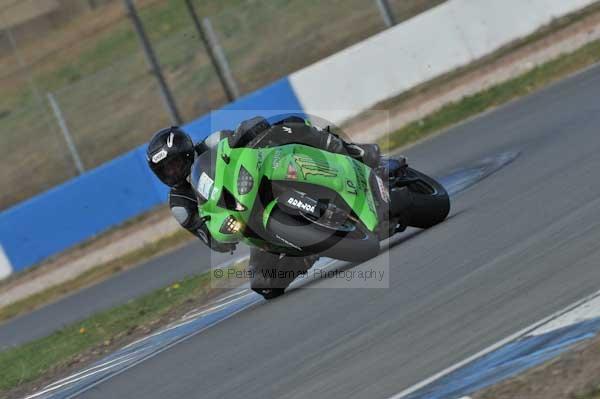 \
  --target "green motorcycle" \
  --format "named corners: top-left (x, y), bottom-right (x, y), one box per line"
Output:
top-left (190, 126), bottom-right (450, 267)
